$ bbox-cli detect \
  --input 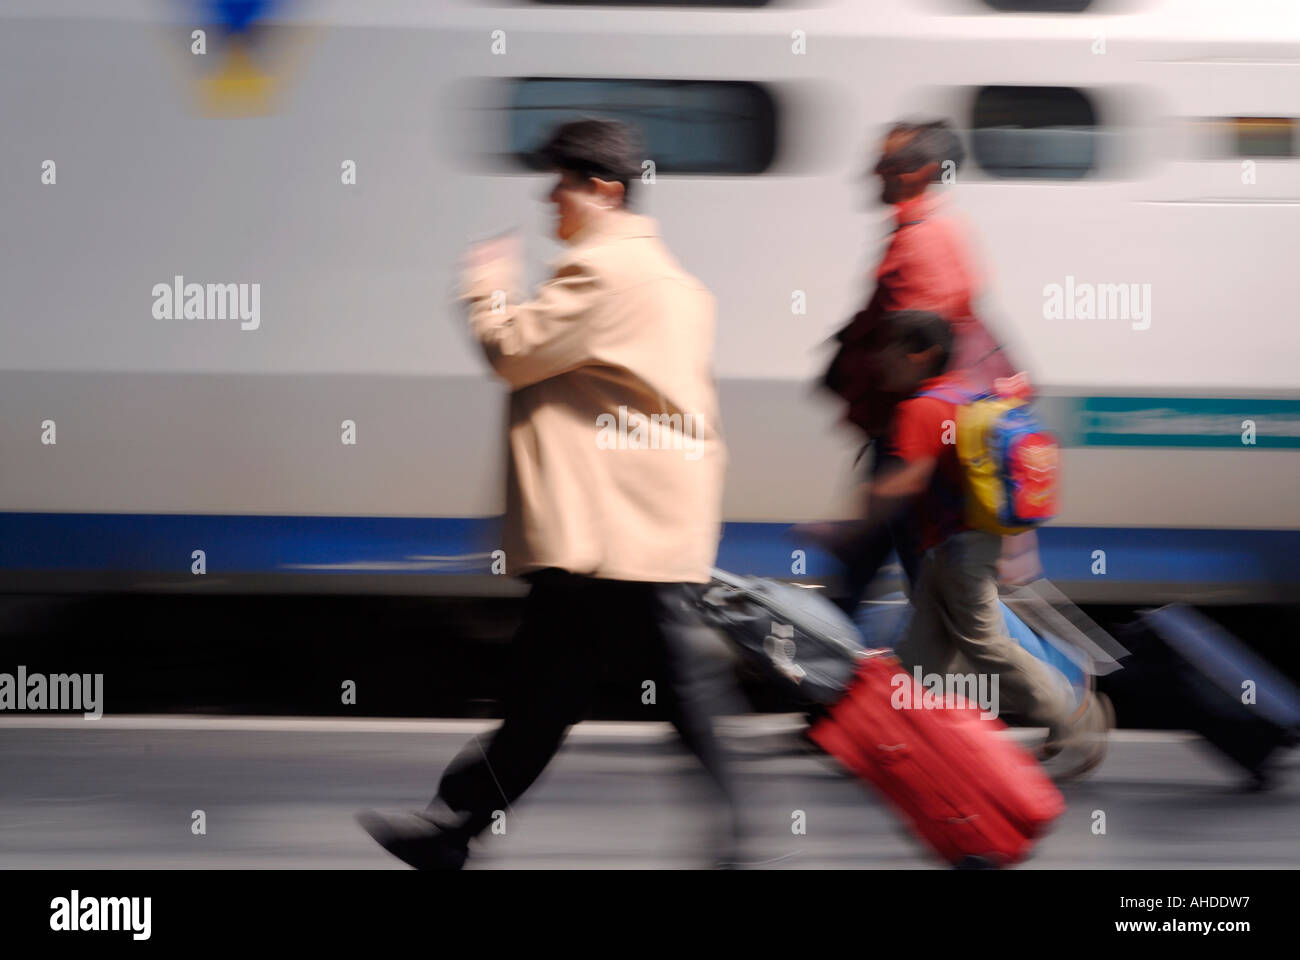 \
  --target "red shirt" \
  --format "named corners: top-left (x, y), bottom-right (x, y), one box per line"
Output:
top-left (884, 372), bottom-right (974, 551)
top-left (874, 192), bottom-right (979, 324)
top-left (831, 192), bottom-right (1013, 435)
